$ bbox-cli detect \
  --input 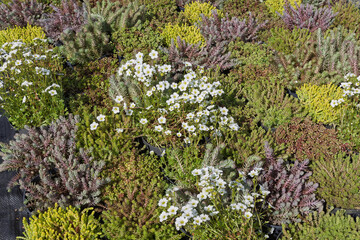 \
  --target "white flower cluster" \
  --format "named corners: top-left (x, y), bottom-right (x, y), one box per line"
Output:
top-left (158, 166), bottom-right (269, 232)
top-left (330, 73), bottom-right (360, 108)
